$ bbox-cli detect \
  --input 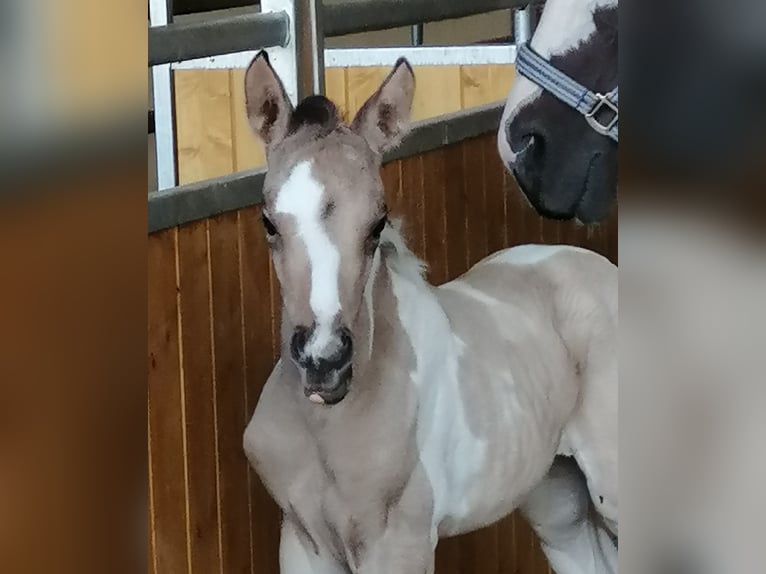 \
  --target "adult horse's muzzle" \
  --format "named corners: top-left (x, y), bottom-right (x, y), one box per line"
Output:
top-left (290, 325), bottom-right (353, 405)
